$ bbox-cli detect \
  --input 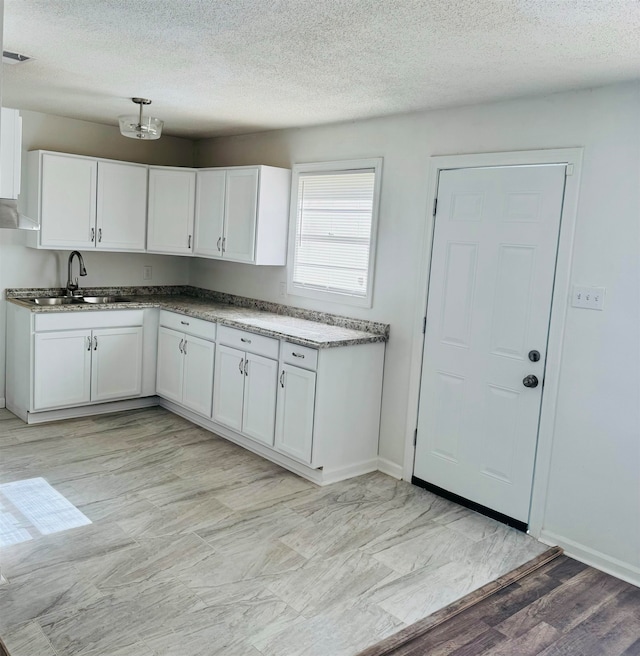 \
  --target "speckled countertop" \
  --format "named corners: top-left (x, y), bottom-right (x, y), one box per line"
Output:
top-left (6, 286), bottom-right (389, 349)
